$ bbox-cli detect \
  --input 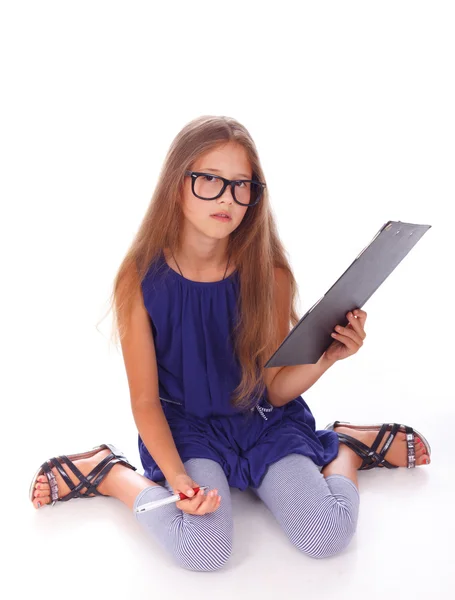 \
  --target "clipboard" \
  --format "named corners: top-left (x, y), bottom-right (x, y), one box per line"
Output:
top-left (264, 220), bottom-right (432, 367)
